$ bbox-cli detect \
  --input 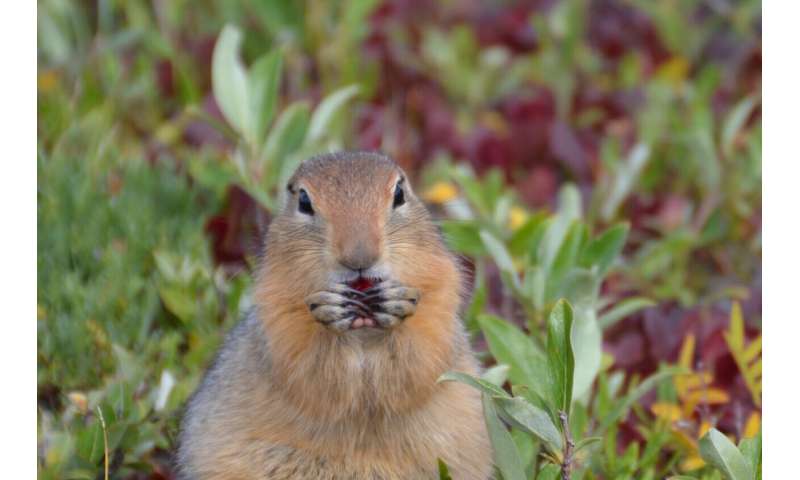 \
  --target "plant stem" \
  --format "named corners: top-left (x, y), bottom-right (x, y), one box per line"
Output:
top-left (559, 410), bottom-right (574, 480)
top-left (96, 406), bottom-right (109, 480)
